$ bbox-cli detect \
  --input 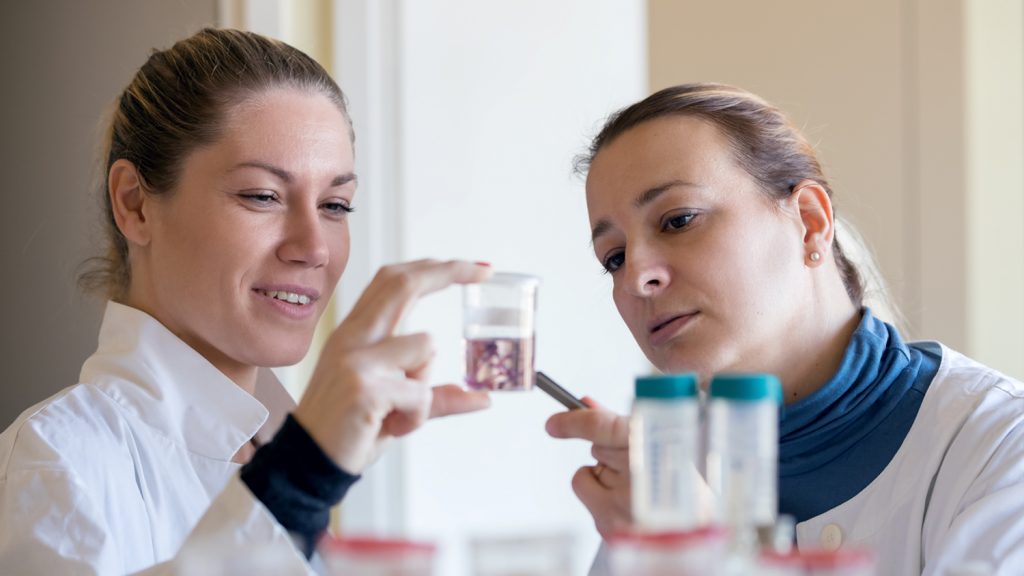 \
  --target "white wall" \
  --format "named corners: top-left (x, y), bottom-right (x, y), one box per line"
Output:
top-left (312, 1), bottom-right (649, 574)
top-left (395, 3), bottom-right (648, 574)
top-left (964, 0), bottom-right (1024, 376)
